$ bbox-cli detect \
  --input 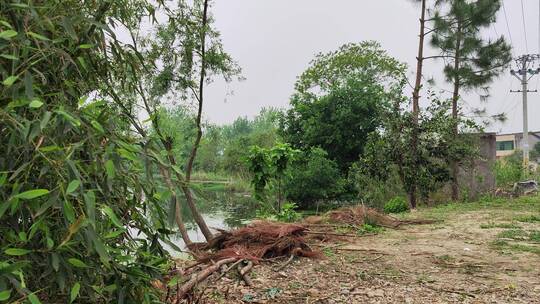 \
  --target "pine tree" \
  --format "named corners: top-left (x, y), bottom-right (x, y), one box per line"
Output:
top-left (430, 0), bottom-right (511, 200)
top-left (409, 0), bottom-right (428, 209)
